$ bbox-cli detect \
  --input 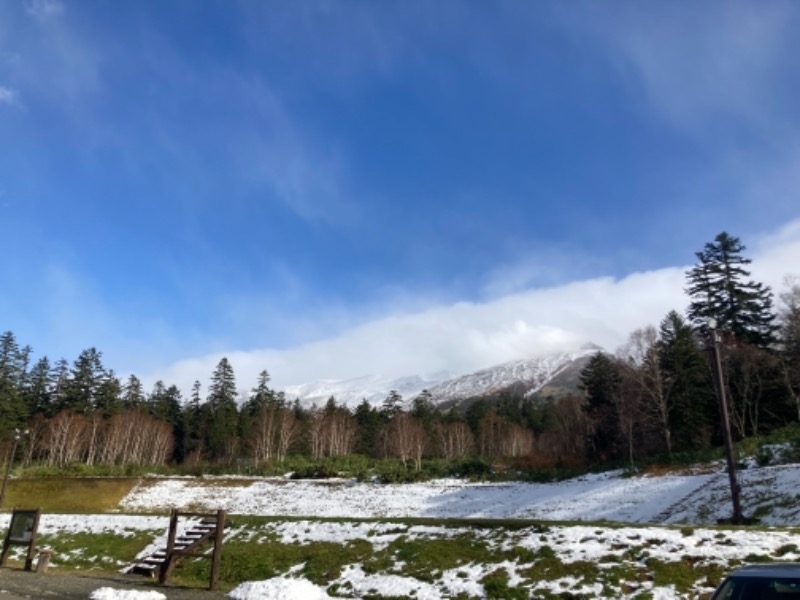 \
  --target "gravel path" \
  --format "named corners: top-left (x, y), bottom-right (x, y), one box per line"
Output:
top-left (0, 569), bottom-right (228, 599)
